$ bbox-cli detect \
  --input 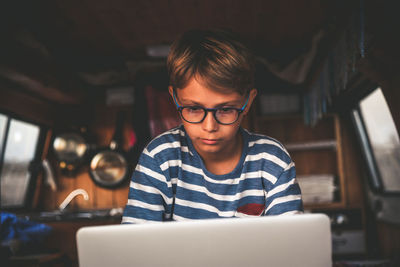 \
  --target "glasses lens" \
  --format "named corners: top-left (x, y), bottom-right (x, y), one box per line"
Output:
top-left (215, 108), bottom-right (239, 124)
top-left (181, 107), bottom-right (205, 123)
